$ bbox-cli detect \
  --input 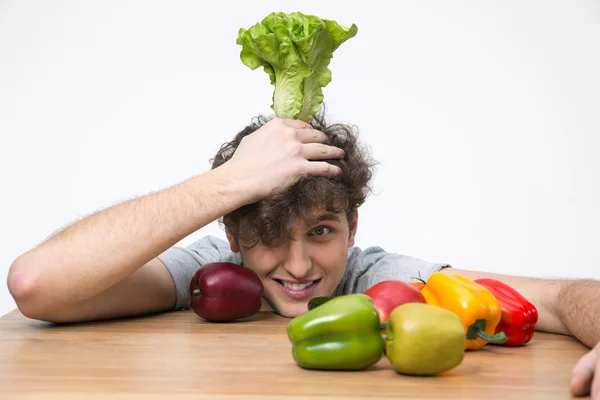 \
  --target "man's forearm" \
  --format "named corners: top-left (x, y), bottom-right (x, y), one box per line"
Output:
top-left (556, 279), bottom-right (600, 348)
top-left (8, 164), bottom-right (250, 311)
